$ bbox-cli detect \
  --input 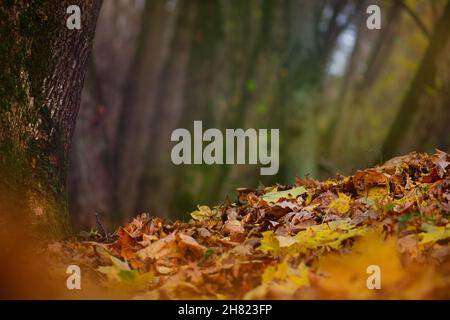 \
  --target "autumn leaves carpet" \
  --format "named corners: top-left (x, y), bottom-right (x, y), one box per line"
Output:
top-left (48, 151), bottom-right (450, 299)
